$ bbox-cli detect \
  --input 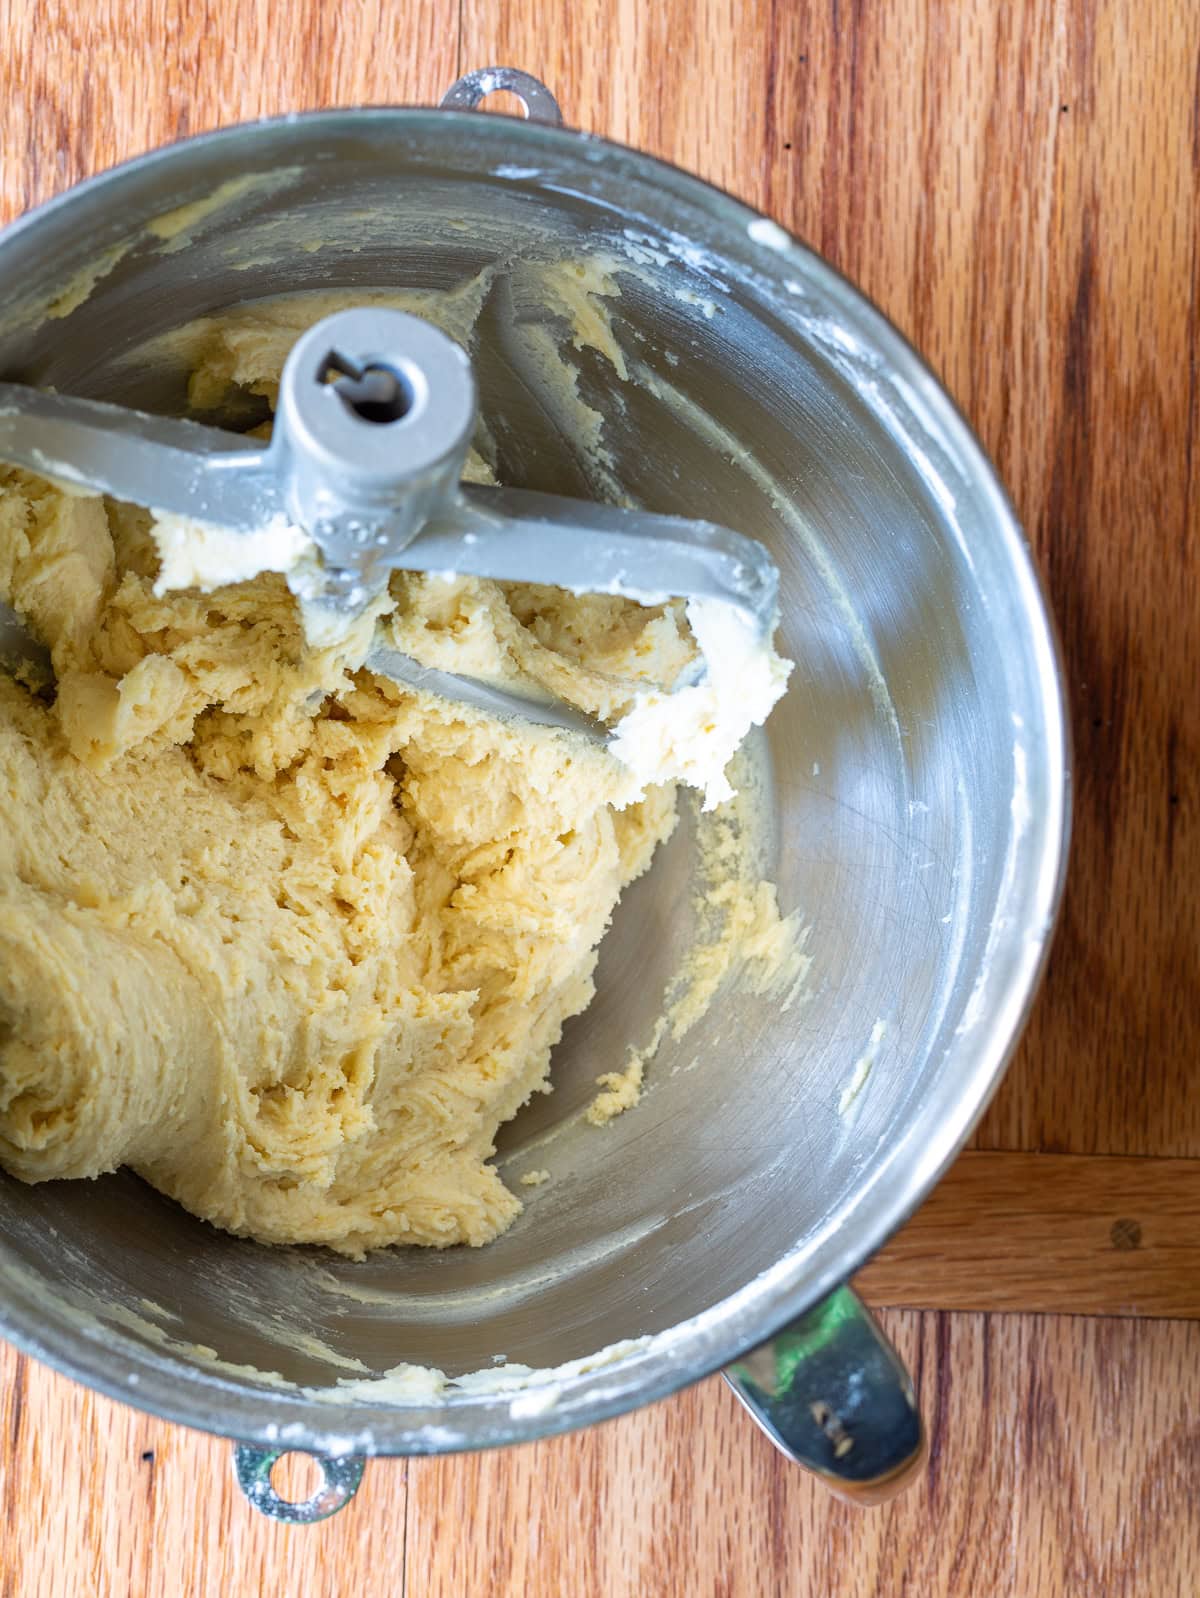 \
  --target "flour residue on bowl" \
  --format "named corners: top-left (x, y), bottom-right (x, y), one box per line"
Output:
top-left (838, 1020), bottom-right (887, 1116)
top-left (588, 746), bottom-right (809, 1126)
top-left (44, 241), bottom-right (136, 321)
top-left (315, 1333), bottom-right (653, 1413)
top-left (146, 168), bottom-right (306, 254)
